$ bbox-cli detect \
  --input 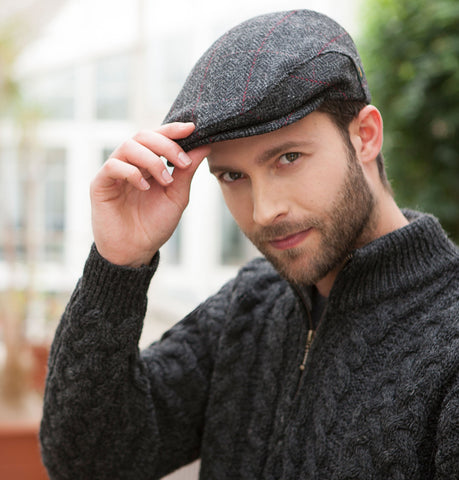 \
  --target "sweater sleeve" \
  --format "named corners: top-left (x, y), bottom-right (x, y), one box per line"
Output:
top-left (435, 369), bottom-right (459, 479)
top-left (40, 245), bottom-right (229, 480)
